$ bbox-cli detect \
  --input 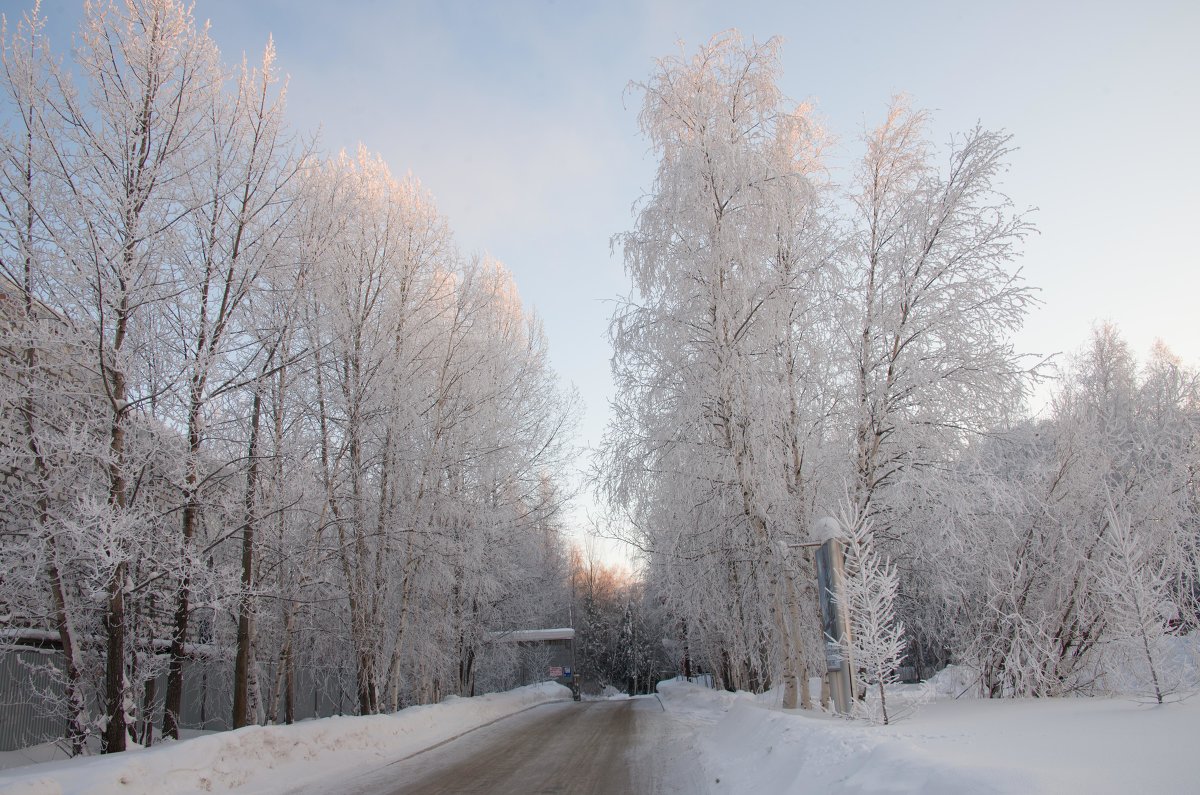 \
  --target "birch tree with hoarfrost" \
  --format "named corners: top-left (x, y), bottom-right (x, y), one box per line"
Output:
top-left (913, 327), bottom-right (1198, 698)
top-left (603, 35), bottom-right (1045, 712)
top-left (1101, 507), bottom-right (1173, 704)
top-left (162, 31), bottom-right (298, 742)
top-left (0, 3), bottom-right (95, 753)
top-left (302, 148), bottom-right (452, 716)
top-left (836, 98), bottom-right (1041, 686)
top-left (845, 97), bottom-right (1036, 536)
top-left (1, 0), bottom-right (581, 752)
top-left (2, 0), bottom-right (224, 752)
top-left (603, 32), bottom-right (836, 701)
